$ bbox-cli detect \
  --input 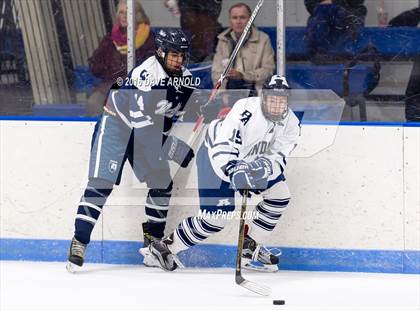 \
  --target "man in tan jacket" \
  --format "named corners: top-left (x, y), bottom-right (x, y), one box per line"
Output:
top-left (212, 2), bottom-right (275, 95)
